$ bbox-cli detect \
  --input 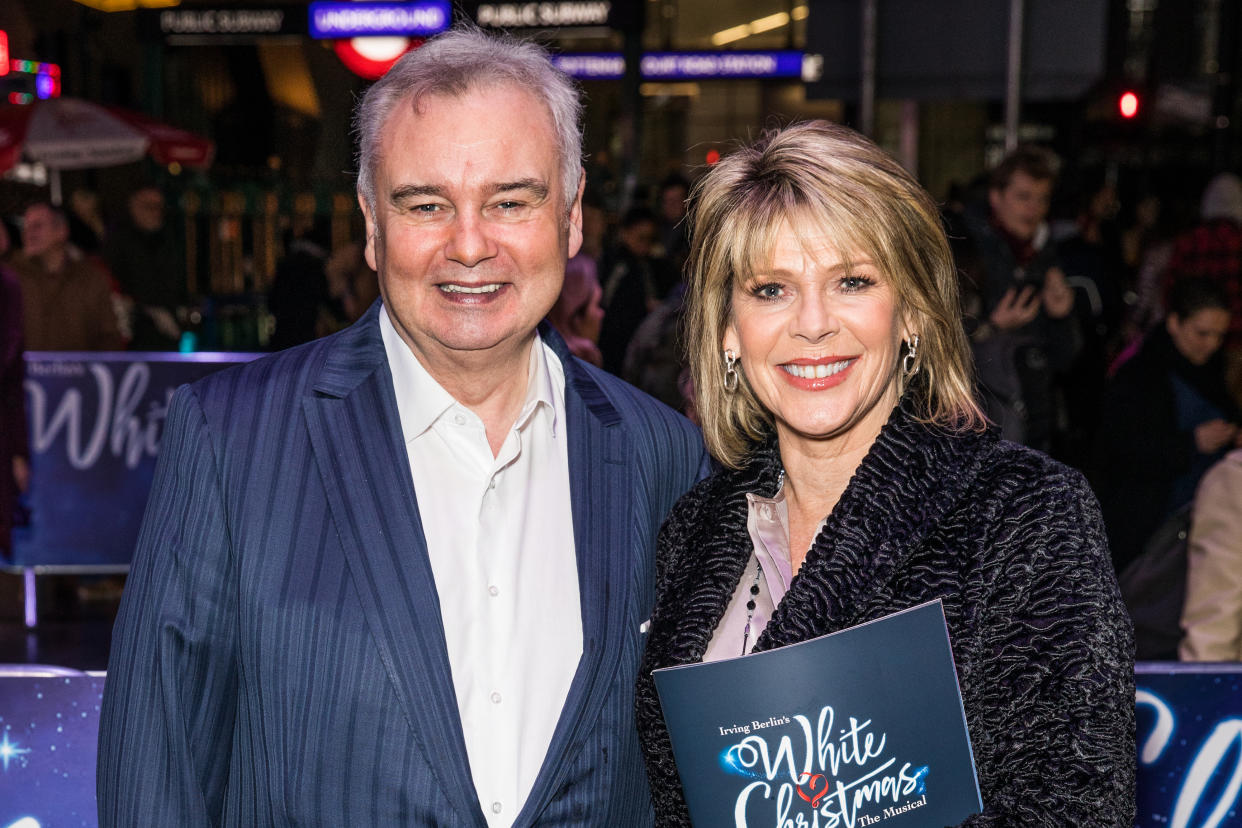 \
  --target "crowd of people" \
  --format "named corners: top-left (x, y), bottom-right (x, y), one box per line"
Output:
top-left (0, 81), bottom-right (1239, 663)
top-left (547, 143), bottom-right (1242, 669)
